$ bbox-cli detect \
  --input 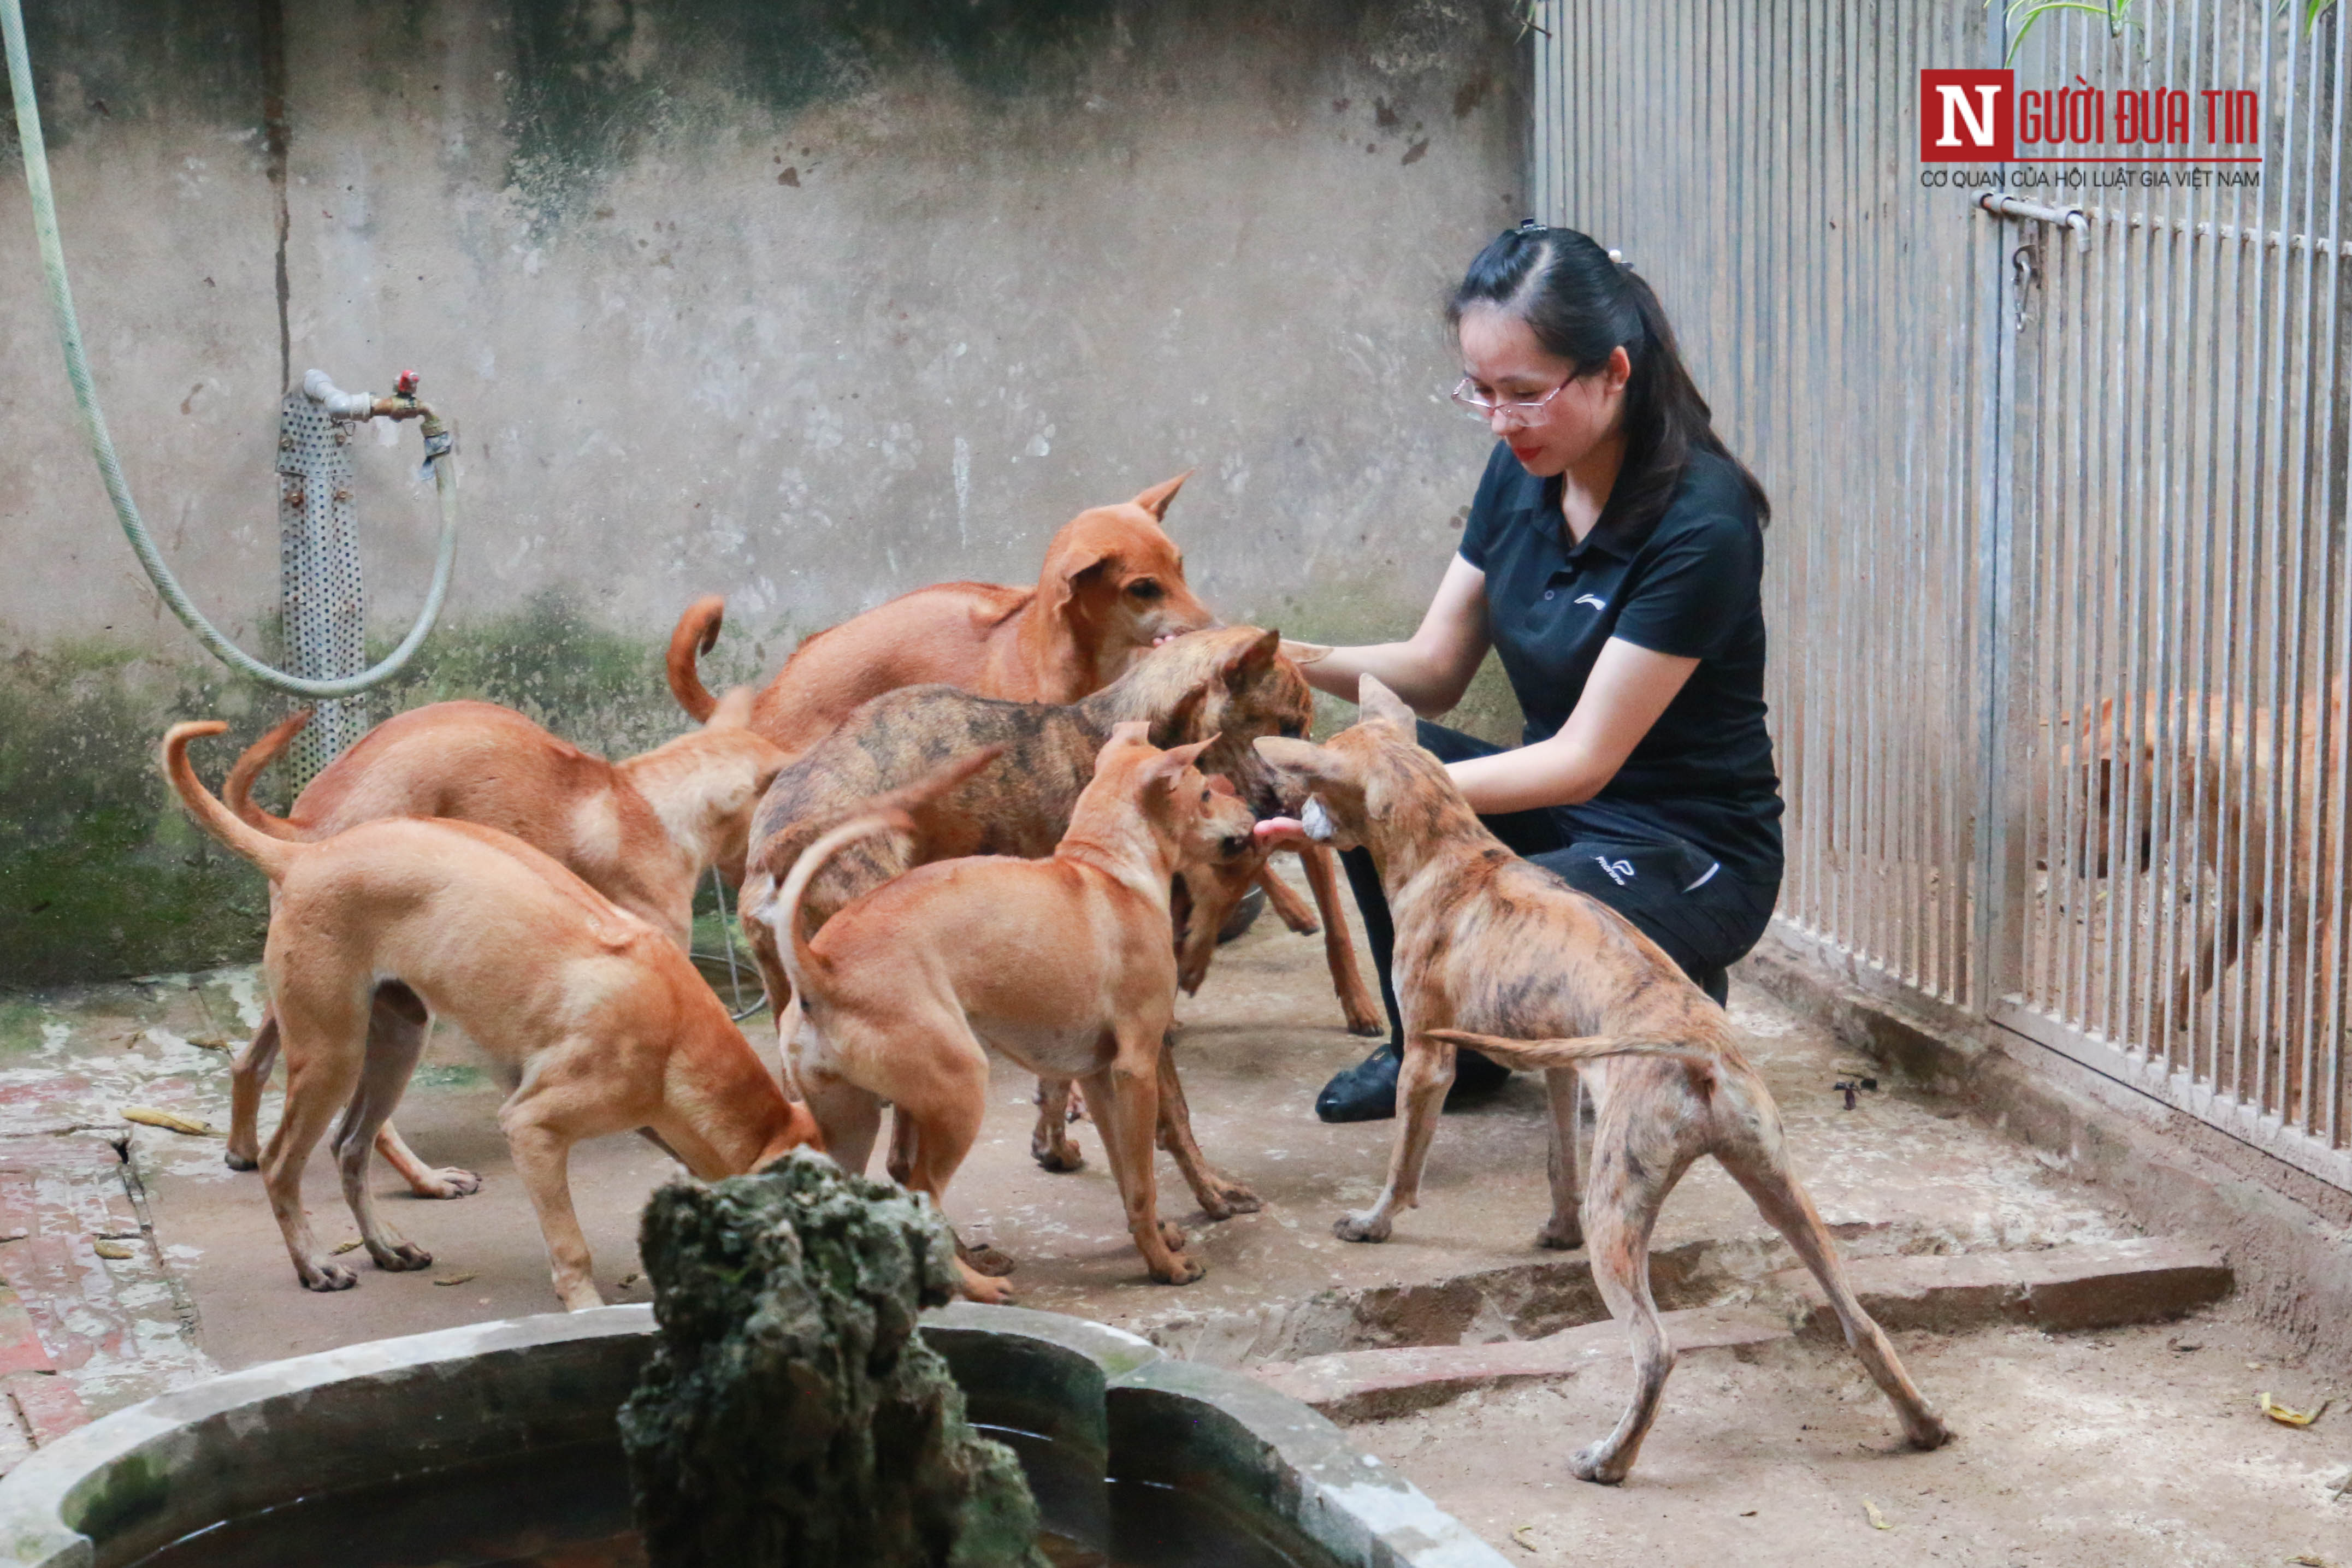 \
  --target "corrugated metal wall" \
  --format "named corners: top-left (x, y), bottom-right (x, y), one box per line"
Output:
top-left (1532, 0), bottom-right (2350, 1191)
